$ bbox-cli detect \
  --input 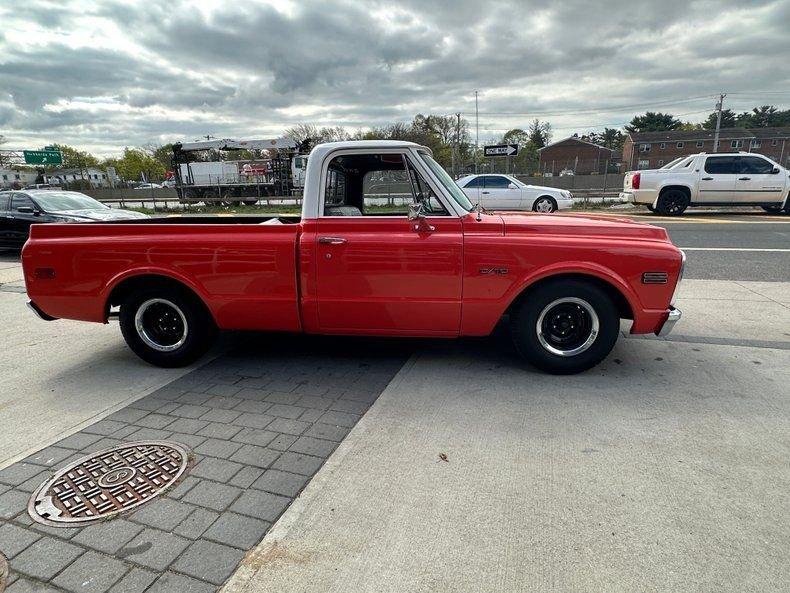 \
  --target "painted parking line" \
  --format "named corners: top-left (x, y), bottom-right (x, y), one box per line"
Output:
top-left (679, 247), bottom-right (790, 252)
